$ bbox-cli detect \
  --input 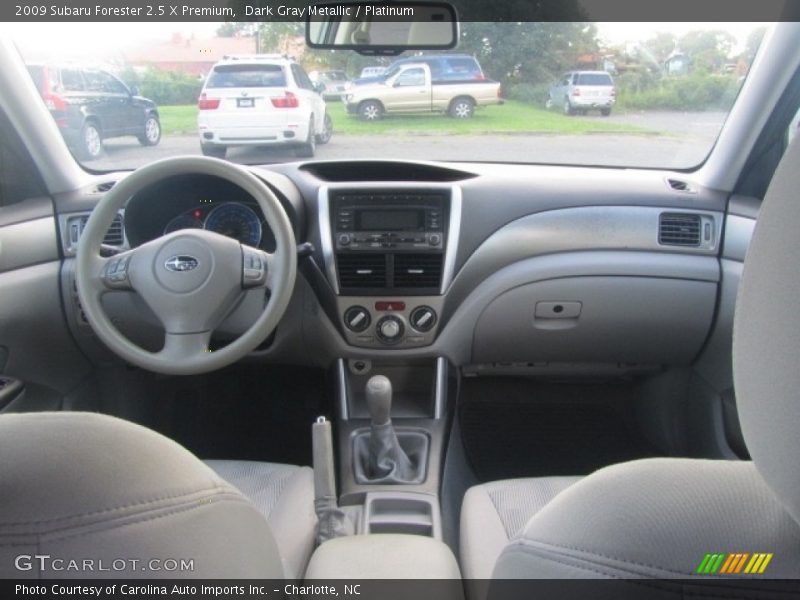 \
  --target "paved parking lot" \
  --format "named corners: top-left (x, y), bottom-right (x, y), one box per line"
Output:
top-left (88, 111), bottom-right (727, 171)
